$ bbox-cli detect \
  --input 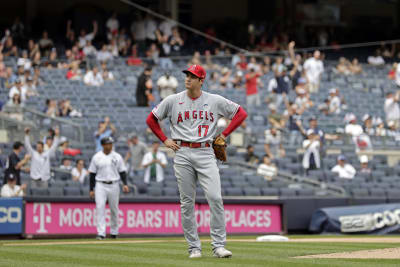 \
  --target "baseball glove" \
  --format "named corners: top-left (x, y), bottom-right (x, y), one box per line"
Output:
top-left (213, 135), bottom-right (227, 162)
